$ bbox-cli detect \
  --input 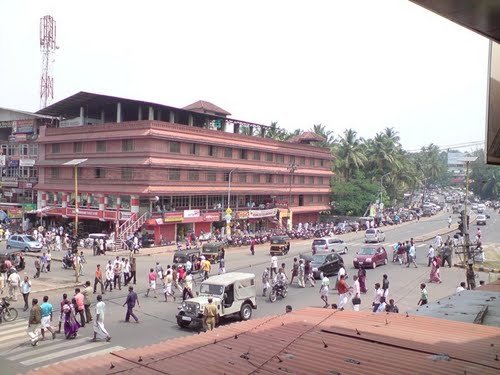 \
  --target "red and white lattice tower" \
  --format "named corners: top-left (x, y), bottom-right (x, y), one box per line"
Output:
top-left (39, 15), bottom-right (58, 109)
